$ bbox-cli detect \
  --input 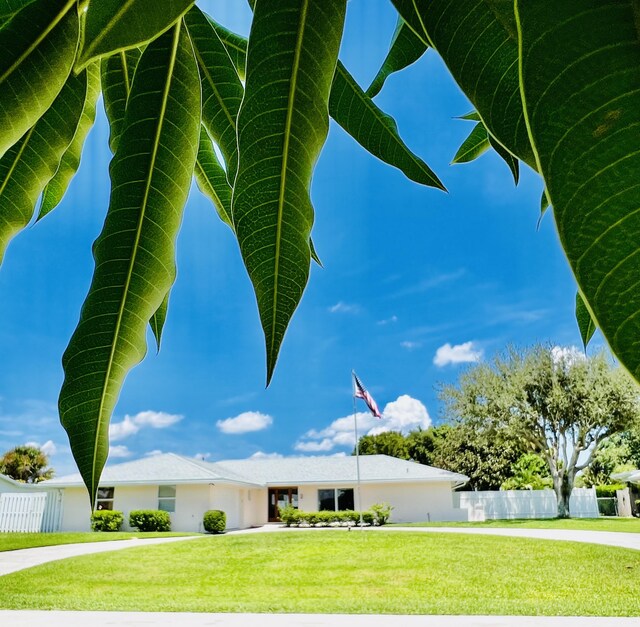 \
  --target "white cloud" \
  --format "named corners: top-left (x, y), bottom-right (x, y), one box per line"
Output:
top-left (433, 341), bottom-right (483, 367)
top-left (109, 416), bottom-right (139, 441)
top-left (217, 411), bottom-right (273, 435)
top-left (25, 440), bottom-right (57, 456)
top-left (329, 301), bottom-right (359, 314)
top-left (109, 445), bottom-right (132, 458)
top-left (377, 315), bottom-right (398, 326)
top-left (193, 453), bottom-right (211, 461)
top-left (400, 341), bottom-right (421, 350)
top-left (109, 410), bottom-right (183, 442)
top-left (294, 439), bottom-right (335, 453)
top-left (551, 345), bottom-right (585, 366)
top-left (294, 395), bottom-right (432, 453)
top-left (250, 451), bottom-right (284, 460)
top-left (145, 449), bottom-right (164, 457)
